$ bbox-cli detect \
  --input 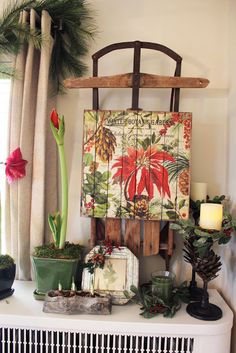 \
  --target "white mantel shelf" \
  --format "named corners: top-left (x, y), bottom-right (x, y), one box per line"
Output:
top-left (0, 281), bottom-right (233, 337)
